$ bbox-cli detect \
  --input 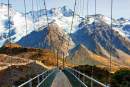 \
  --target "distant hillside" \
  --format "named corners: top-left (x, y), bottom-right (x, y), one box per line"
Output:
top-left (4, 43), bottom-right (21, 48)
top-left (67, 44), bottom-right (130, 72)
top-left (74, 65), bottom-right (130, 87)
top-left (0, 63), bottom-right (46, 86)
